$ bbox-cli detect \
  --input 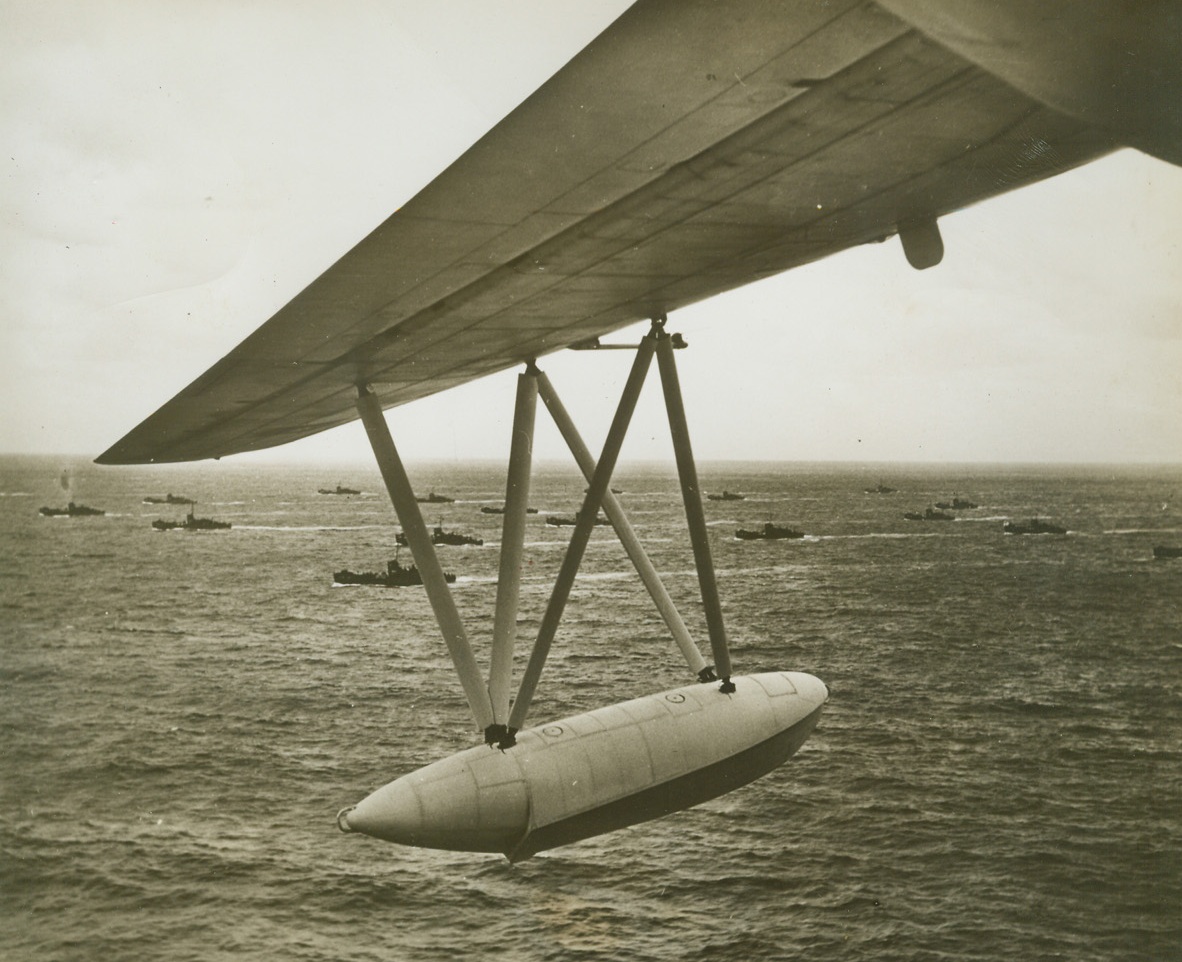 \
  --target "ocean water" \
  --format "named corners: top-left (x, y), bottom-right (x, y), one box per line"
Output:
top-left (2, 454), bottom-right (1180, 961)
